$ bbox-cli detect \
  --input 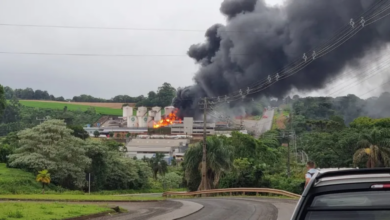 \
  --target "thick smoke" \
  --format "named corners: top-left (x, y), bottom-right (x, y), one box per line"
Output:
top-left (173, 0), bottom-right (390, 118)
